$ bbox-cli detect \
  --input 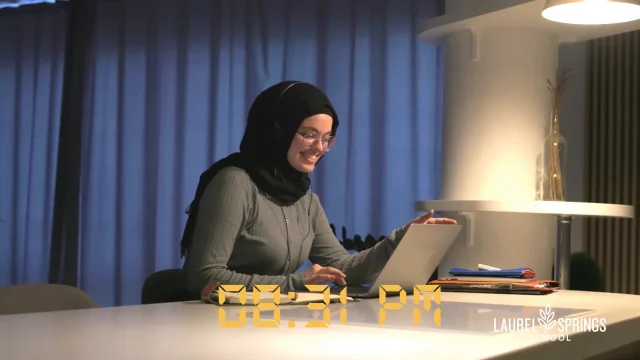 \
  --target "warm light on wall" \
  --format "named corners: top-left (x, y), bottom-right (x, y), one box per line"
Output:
top-left (542, 0), bottom-right (640, 25)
